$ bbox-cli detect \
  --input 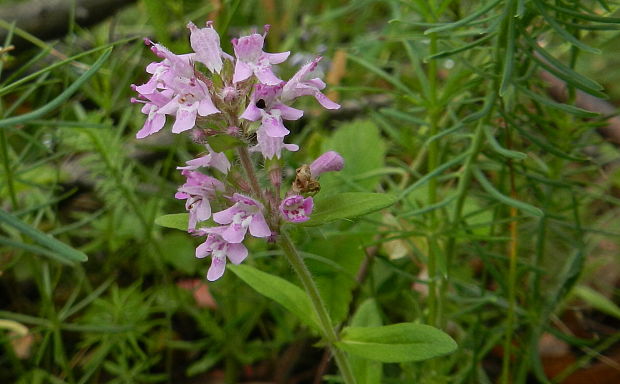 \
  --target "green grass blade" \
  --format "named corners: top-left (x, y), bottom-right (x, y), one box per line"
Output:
top-left (424, 0), bottom-right (502, 34)
top-left (0, 48), bottom-right (111, 128)
top-left (0, 209), bottom-right (88, 263)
